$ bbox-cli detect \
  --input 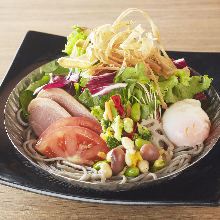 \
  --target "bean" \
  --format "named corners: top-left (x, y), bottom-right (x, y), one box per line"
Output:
top-left (93, 160), bottom-right (109, 170)
top-left (131, 103), bottom-right (141, 122)
top-left (111, 148), bottom-right (125, 175)
top-left (137, 160), bottom-right (149, 173)
top-left (123, 118), bottom-right (134, 133)
top-left (121, 137), bottom-right (136, 154)
top-left (125, 167), bottom-right (140, 177)
top-left (140, 144), bottom-right (160, 162)
top-left (135, 138), bottom-right (151, 150)
top-left (99, 162), bottom-right (112, 179)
